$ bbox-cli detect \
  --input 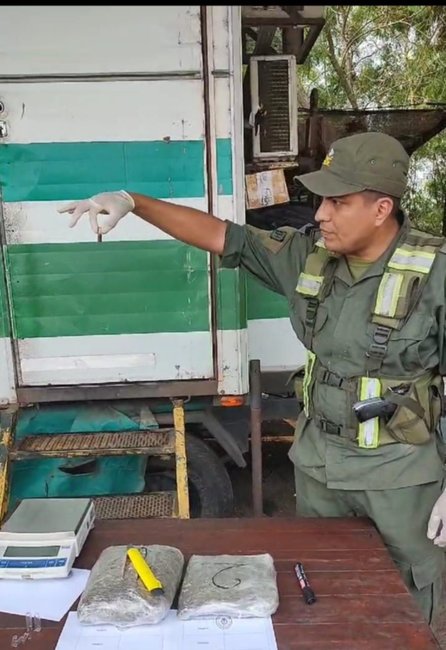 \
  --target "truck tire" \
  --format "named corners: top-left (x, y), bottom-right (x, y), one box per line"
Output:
top-left (144, 433), bottom-right (234, 518)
